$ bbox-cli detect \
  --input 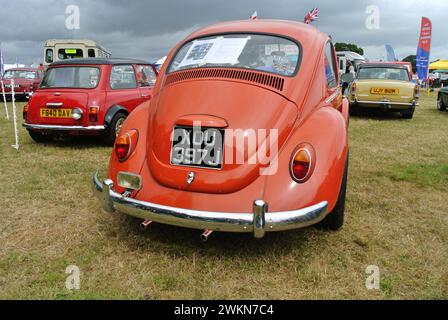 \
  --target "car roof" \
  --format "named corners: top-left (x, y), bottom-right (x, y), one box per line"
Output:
top-left (358, 63), bottom-right (408, 70)
top-left (336, 51), bottom-right (366, 60)
top-left (5, 67), bottom-right (38, 72)
top-left (184, 19), bottom-right (328, 47)
top-left (50, 58), bottom-right (151, 66)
